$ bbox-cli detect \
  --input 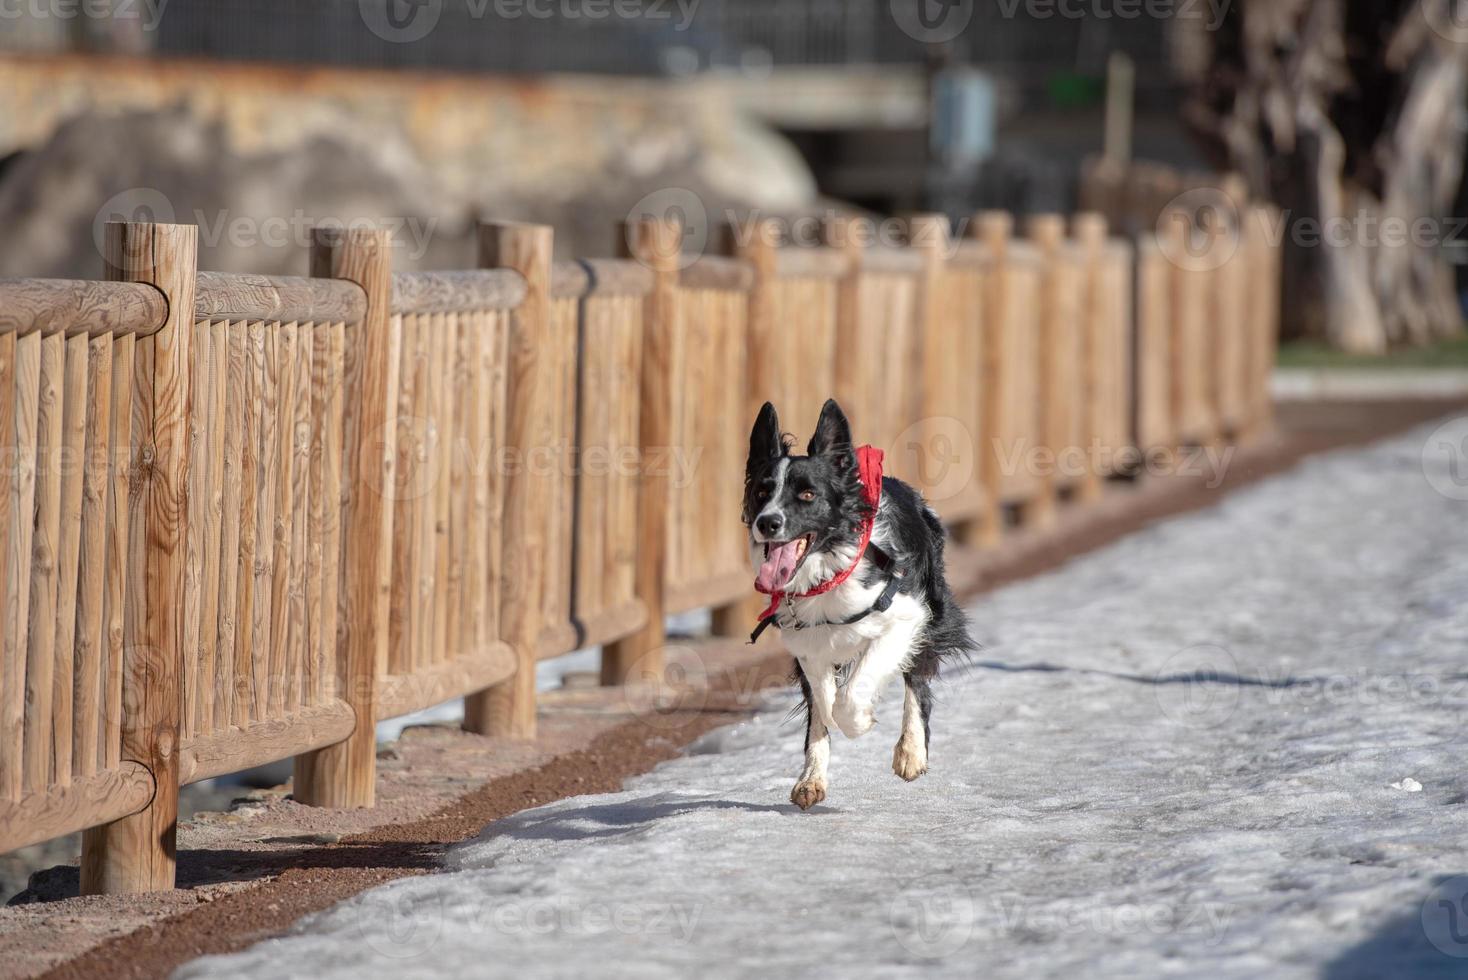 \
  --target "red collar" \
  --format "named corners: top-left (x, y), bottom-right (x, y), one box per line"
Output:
top-left (754, 445), bottom-right (884, 625)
